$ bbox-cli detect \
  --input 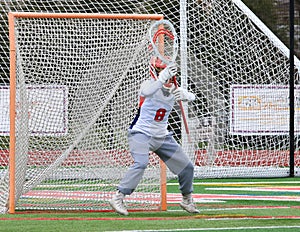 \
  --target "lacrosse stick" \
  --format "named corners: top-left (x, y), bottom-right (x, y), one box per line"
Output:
top-left (149, 19), bottom-right (191, 142)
